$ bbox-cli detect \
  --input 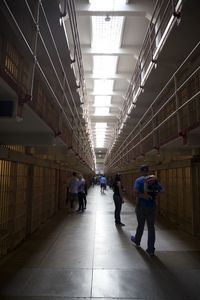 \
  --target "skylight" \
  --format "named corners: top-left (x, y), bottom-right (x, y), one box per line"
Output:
top-left (95, 138), bottom-right (105, 142)
top-left (95, 128), bottom-right (106, 133)
top-left (95, 123), bottom-right (107, 128)
top-left (96, 142), bottom-right (105, 148)
top-left (94, 96), bottom-right (111, 106)
top-left (94, 80), bottom-right (114, 94)
top-left (93, 56), bottom-right (117, 77)
top-left (92, 16), bottom-right (124, 51)
top-left (95, 107), bottom-right (109, 116)
top-left (89, 0), bottom-right (126, 11)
